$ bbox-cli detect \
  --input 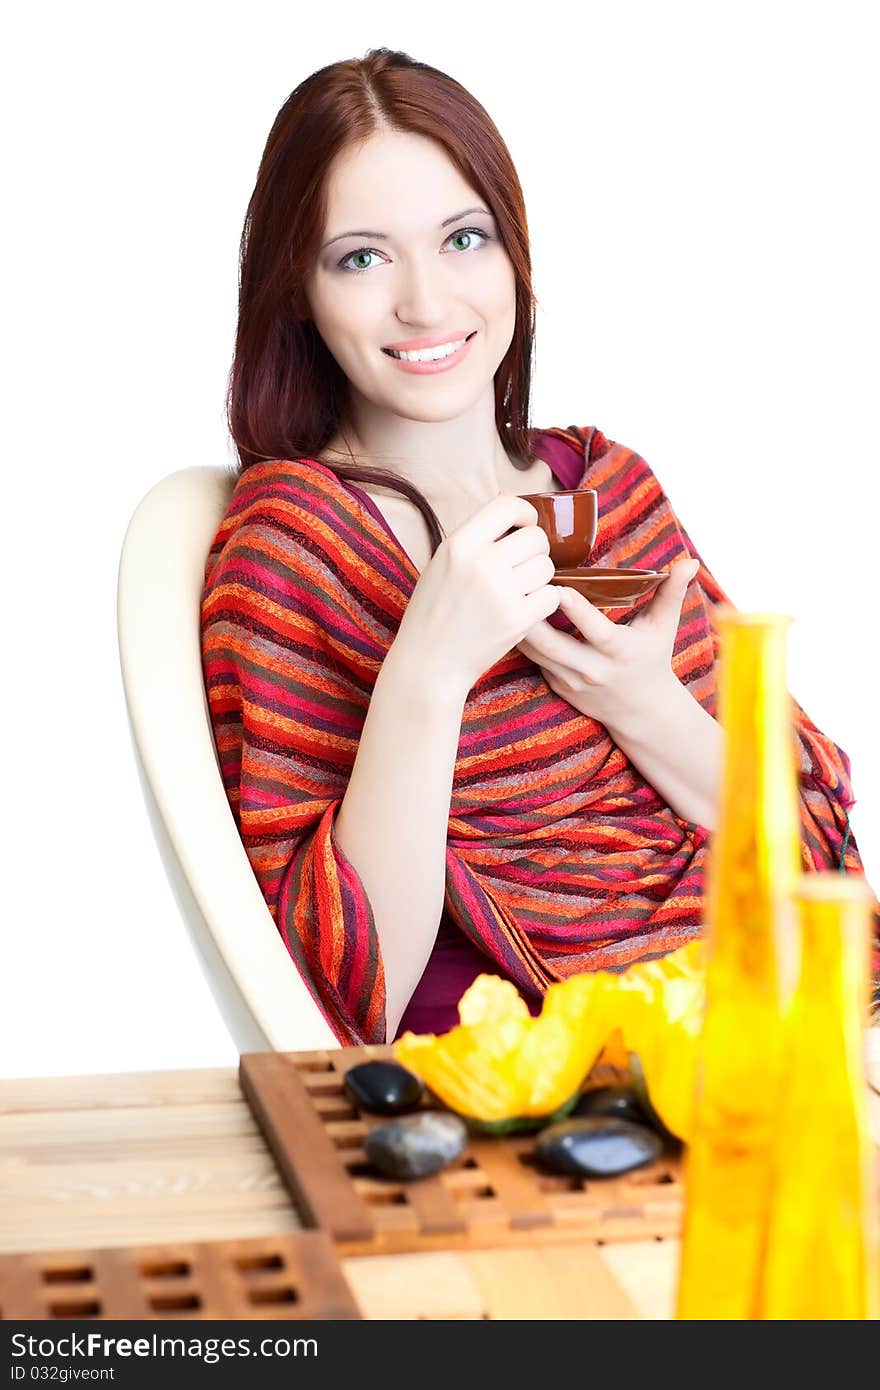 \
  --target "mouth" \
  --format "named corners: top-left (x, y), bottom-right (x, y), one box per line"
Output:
top-left (381, 330), bottom-right (478, 374)
top-left (382, 331), bottom-right (477, 361)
